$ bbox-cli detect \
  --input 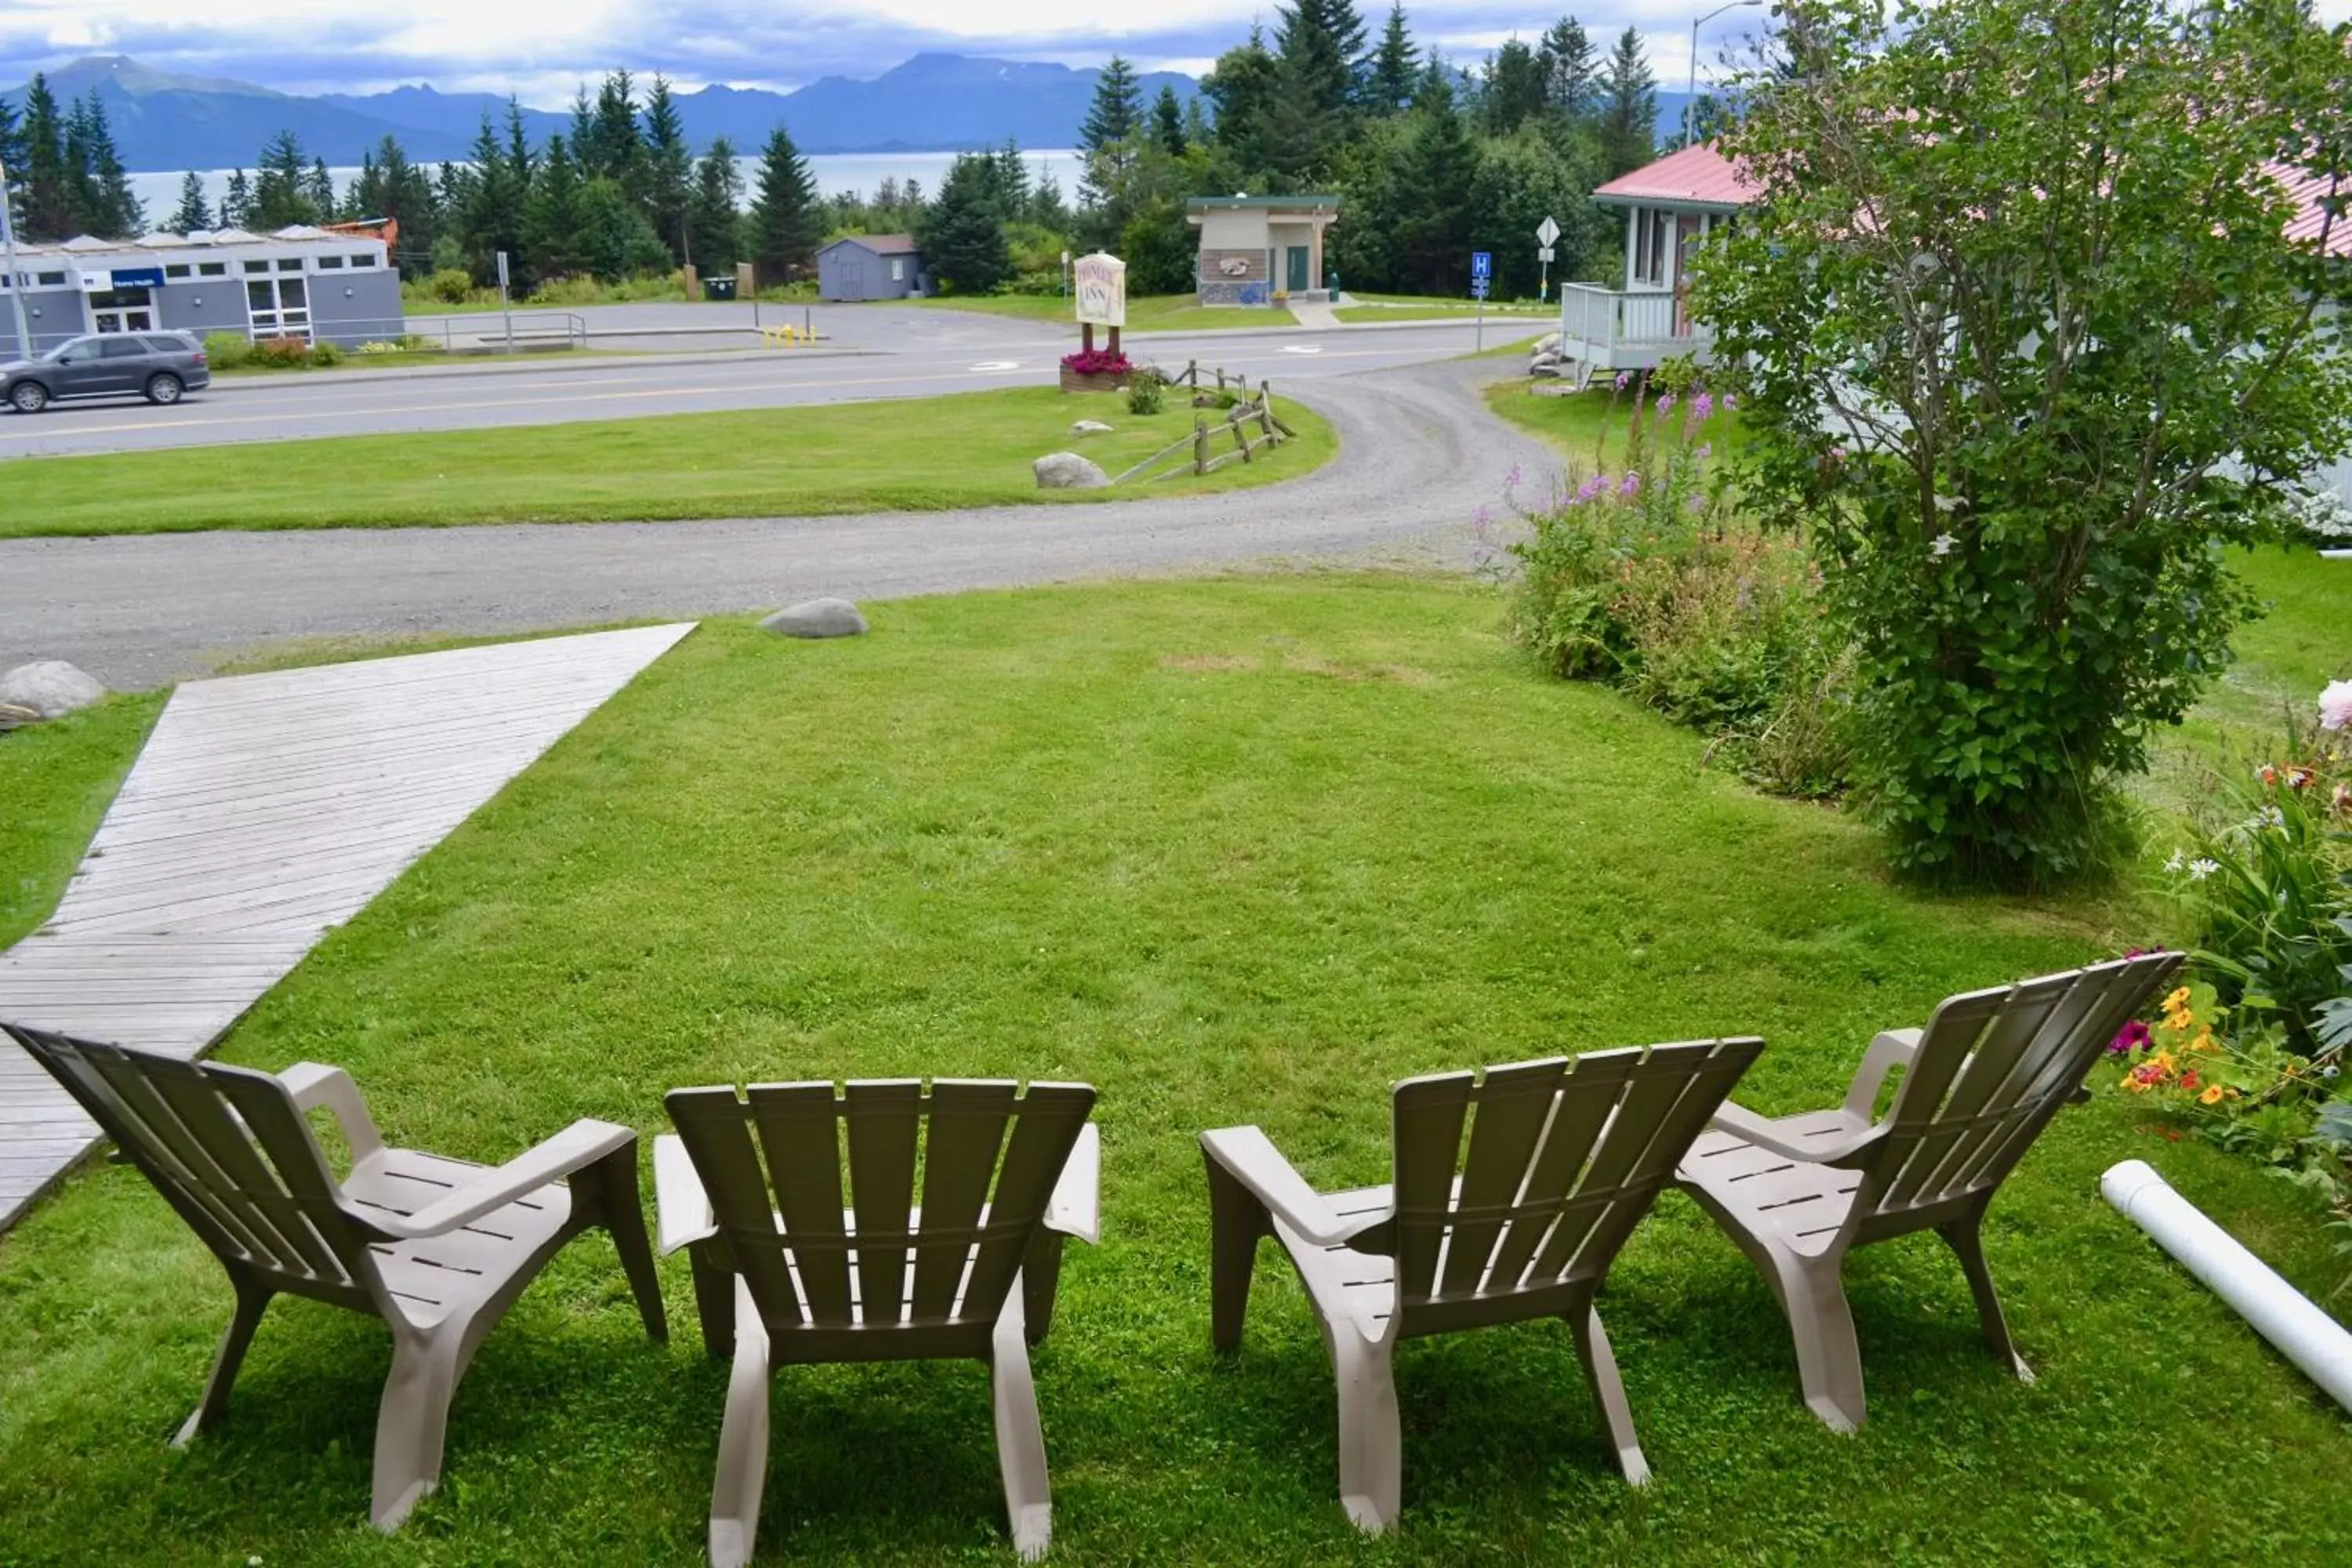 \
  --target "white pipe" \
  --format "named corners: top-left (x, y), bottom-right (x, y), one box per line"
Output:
top-left (2322, 548), bottom-right (2352, 560)
top-left (2102, 1159), bottom-right (2352, 1412)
